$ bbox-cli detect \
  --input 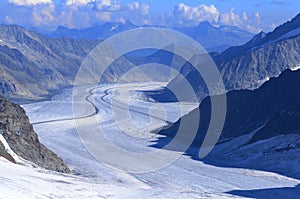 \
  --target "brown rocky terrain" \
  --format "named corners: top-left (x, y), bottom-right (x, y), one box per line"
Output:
top-left (0, 94), bottom-right (70, 173)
